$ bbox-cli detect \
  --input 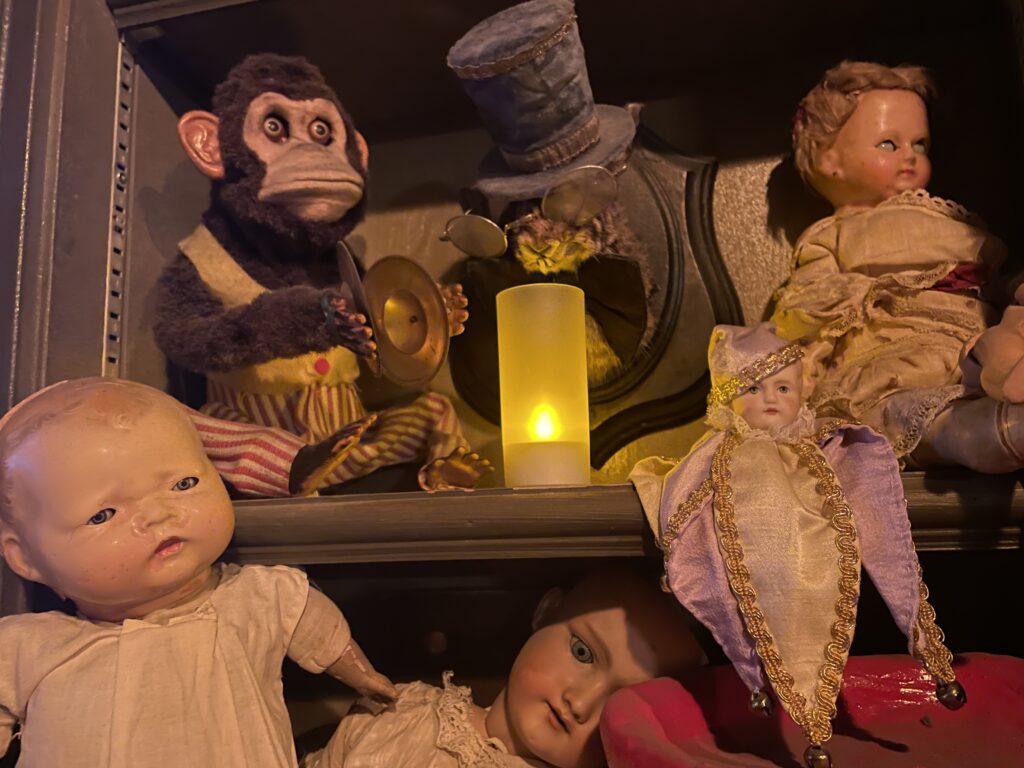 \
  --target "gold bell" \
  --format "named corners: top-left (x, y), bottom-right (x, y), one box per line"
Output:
top-left (749, 689), bottom-right (773, 716)
top-left (936, 680), bottom-right (966, 710)
top-left (804, 744), bottom-right (832, 768)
